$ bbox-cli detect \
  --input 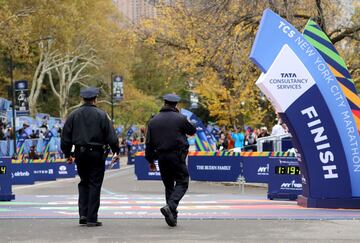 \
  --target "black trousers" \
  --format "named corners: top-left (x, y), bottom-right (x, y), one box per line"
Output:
top-left (75, 149), bottom-right (105, 222)
top-left (158, 151), bottom-right (189, 214)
